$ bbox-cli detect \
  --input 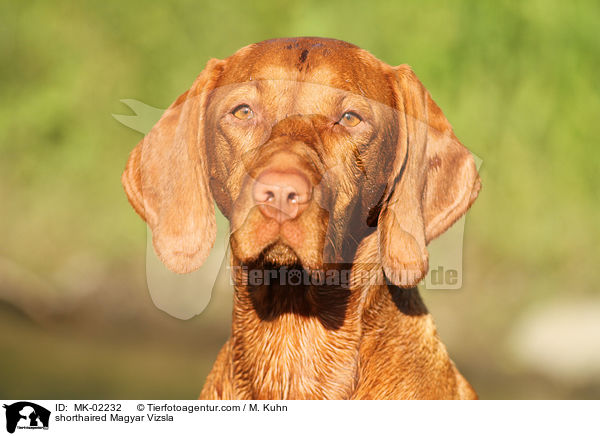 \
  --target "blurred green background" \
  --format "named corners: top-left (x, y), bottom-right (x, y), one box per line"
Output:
top-left (1, 0), bottom-right (599, 399)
